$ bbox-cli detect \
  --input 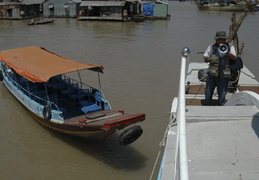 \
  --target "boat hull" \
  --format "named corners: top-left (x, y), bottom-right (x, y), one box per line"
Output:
top-left (28, 19), bottom-right (55, 25)
top-left (29, 110), bottom-right (115, 141)
top-left (197, 4), bottom-right (250, 11)
top-left (134, 14), bottom-right (145, 22)
top-left (28, 108), bottom-right (145, 142)
top-left (3, 78), bottom-right (145, 142)
top-left (4, 76), bottom-right (145, 142)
